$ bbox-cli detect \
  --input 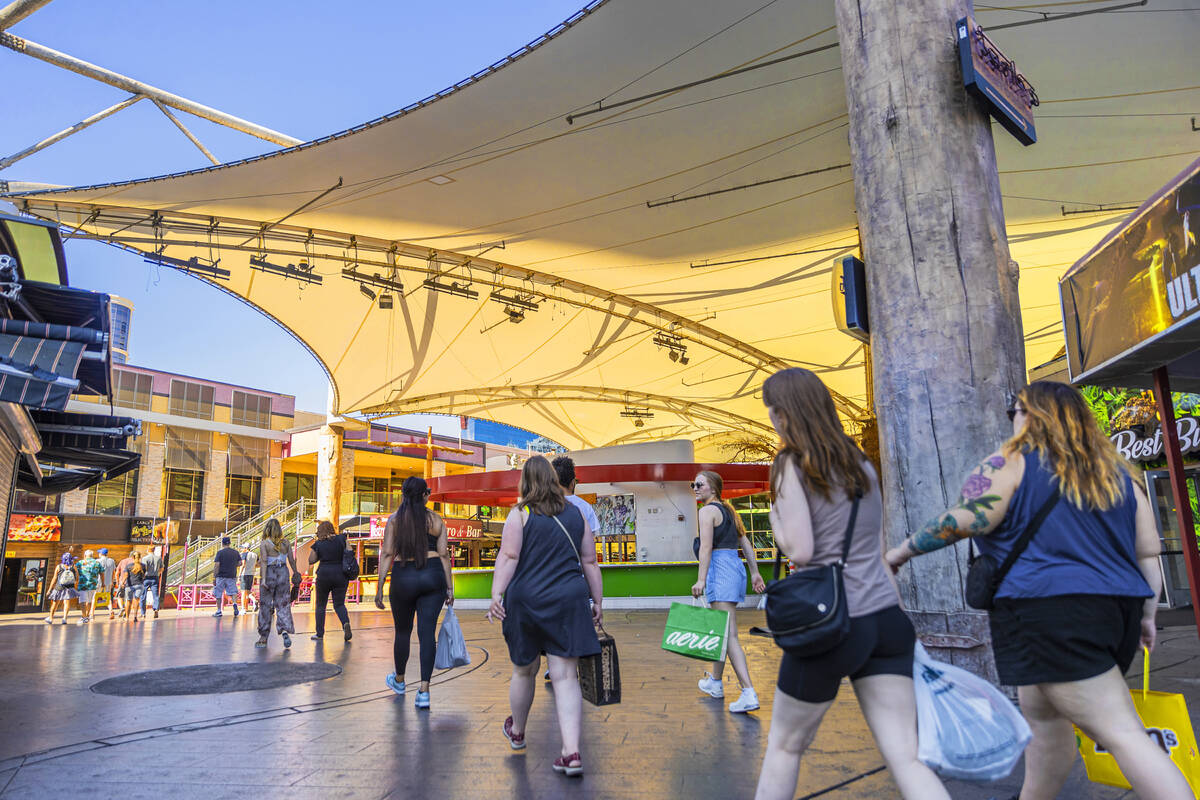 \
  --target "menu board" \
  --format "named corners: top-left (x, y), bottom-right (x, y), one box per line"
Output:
top-left (8, 513), bottom-right (61, 542)
top-left (129, 518), bottom-right (181, 544)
